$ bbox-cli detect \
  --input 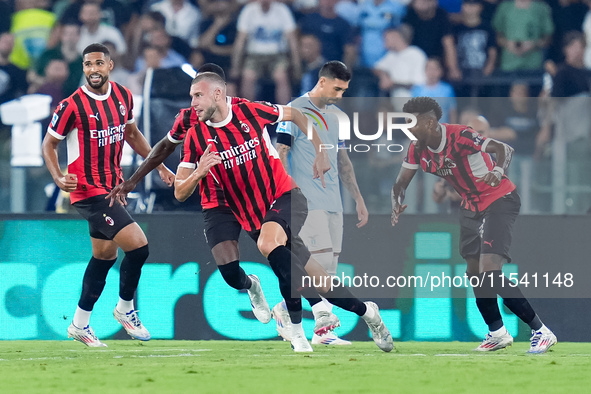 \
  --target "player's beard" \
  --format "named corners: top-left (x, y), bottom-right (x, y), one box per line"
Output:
top-left (85, 73), bottom-right (109, 89)
top-left (200, 105), bottom-right (217, 122)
